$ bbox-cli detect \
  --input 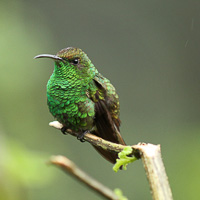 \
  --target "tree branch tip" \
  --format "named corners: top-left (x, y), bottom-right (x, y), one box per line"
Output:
top-left (49, 121), bottom-right (63, 129)
top-left (50, 155), bottom-right (67, 163)
top-left (49, 155), bottom-right (75, 169)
